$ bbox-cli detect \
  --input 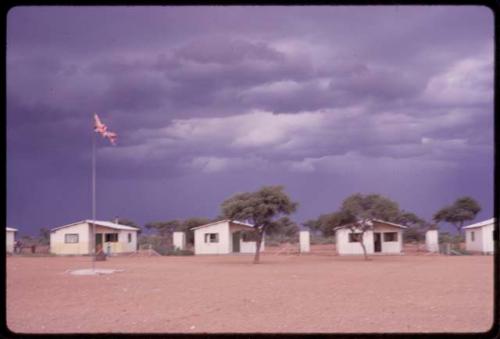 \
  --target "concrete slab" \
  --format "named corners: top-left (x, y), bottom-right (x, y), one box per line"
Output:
top-left (68, 268), bottom-right (124, 276)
